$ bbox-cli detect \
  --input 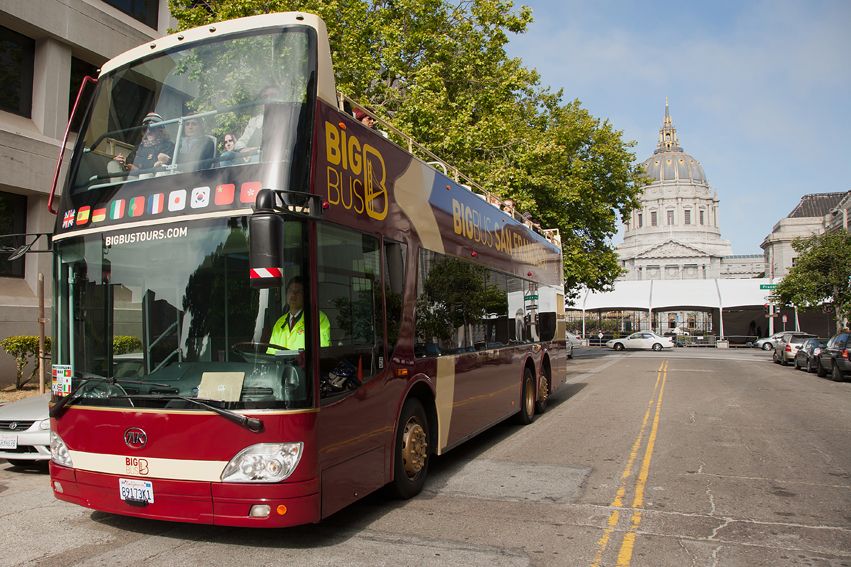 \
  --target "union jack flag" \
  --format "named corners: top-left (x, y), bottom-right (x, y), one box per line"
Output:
top-left (62, 209), bottom-right (76, 228)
